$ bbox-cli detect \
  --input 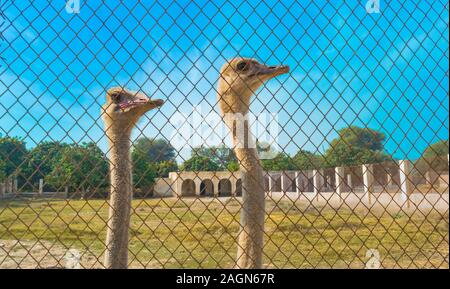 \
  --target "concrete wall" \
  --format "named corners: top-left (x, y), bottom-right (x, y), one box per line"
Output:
top-left (153, 178), bottom-right (174, 197)
top-left (167, 171), bottom-right (242, 197)
top-left (157, 167), bottom-right (449, 198)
